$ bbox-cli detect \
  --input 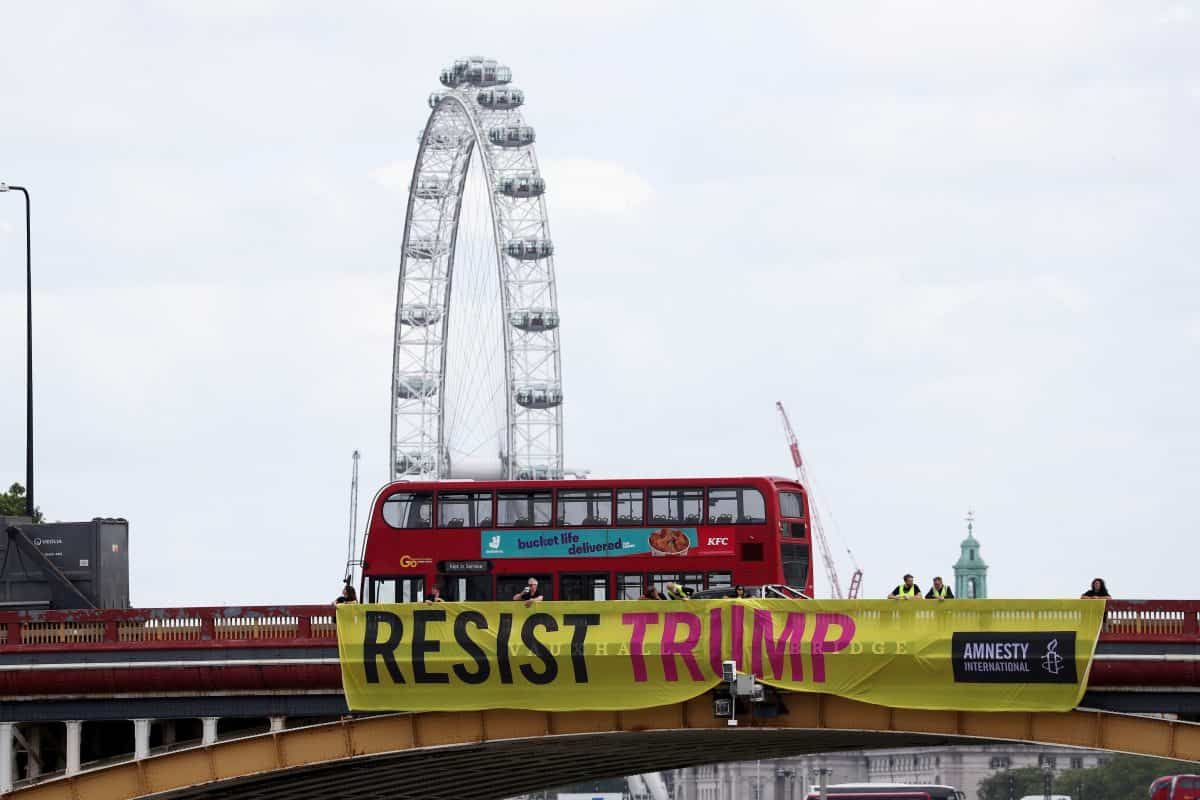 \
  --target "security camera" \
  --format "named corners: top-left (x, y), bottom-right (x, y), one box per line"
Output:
top-left (722, 660), bottom-right (737, 682)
